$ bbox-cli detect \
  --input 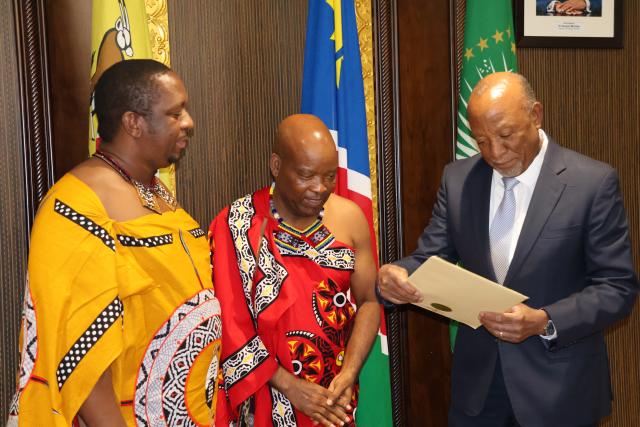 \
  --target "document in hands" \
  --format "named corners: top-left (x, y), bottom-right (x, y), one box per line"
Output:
top-left (408, 256), bottom-right (528, 328)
